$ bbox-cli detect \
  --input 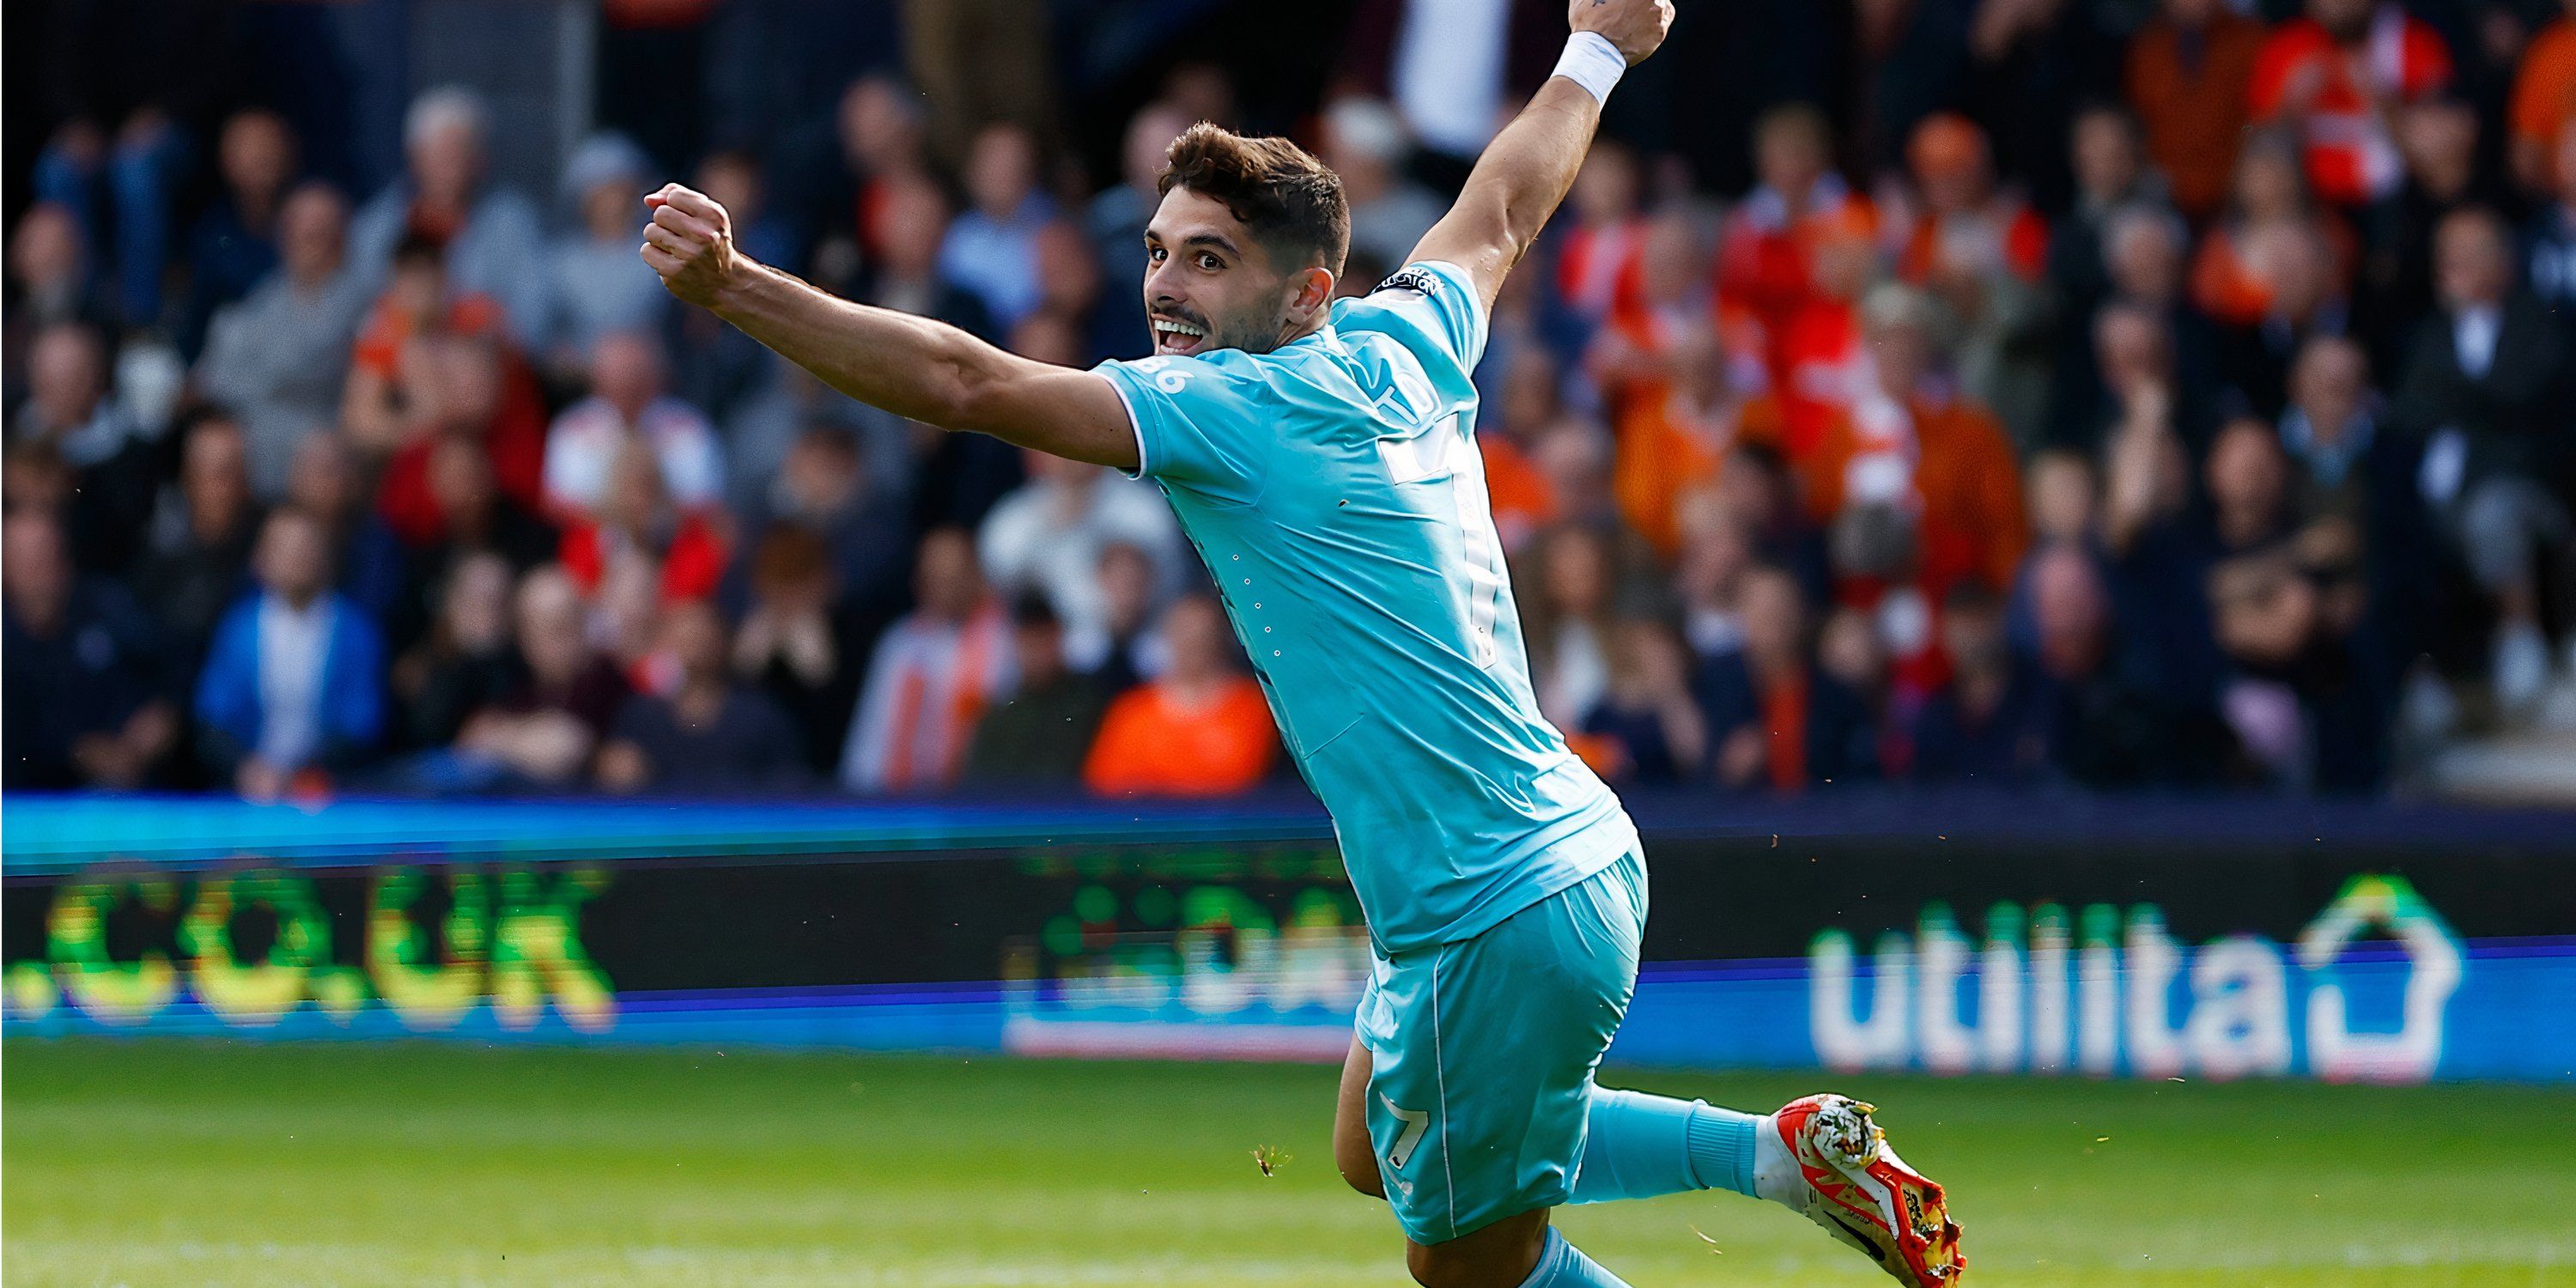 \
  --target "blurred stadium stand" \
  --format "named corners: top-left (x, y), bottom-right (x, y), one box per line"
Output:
top-left (4, 0), bottom-right (2574, 811)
